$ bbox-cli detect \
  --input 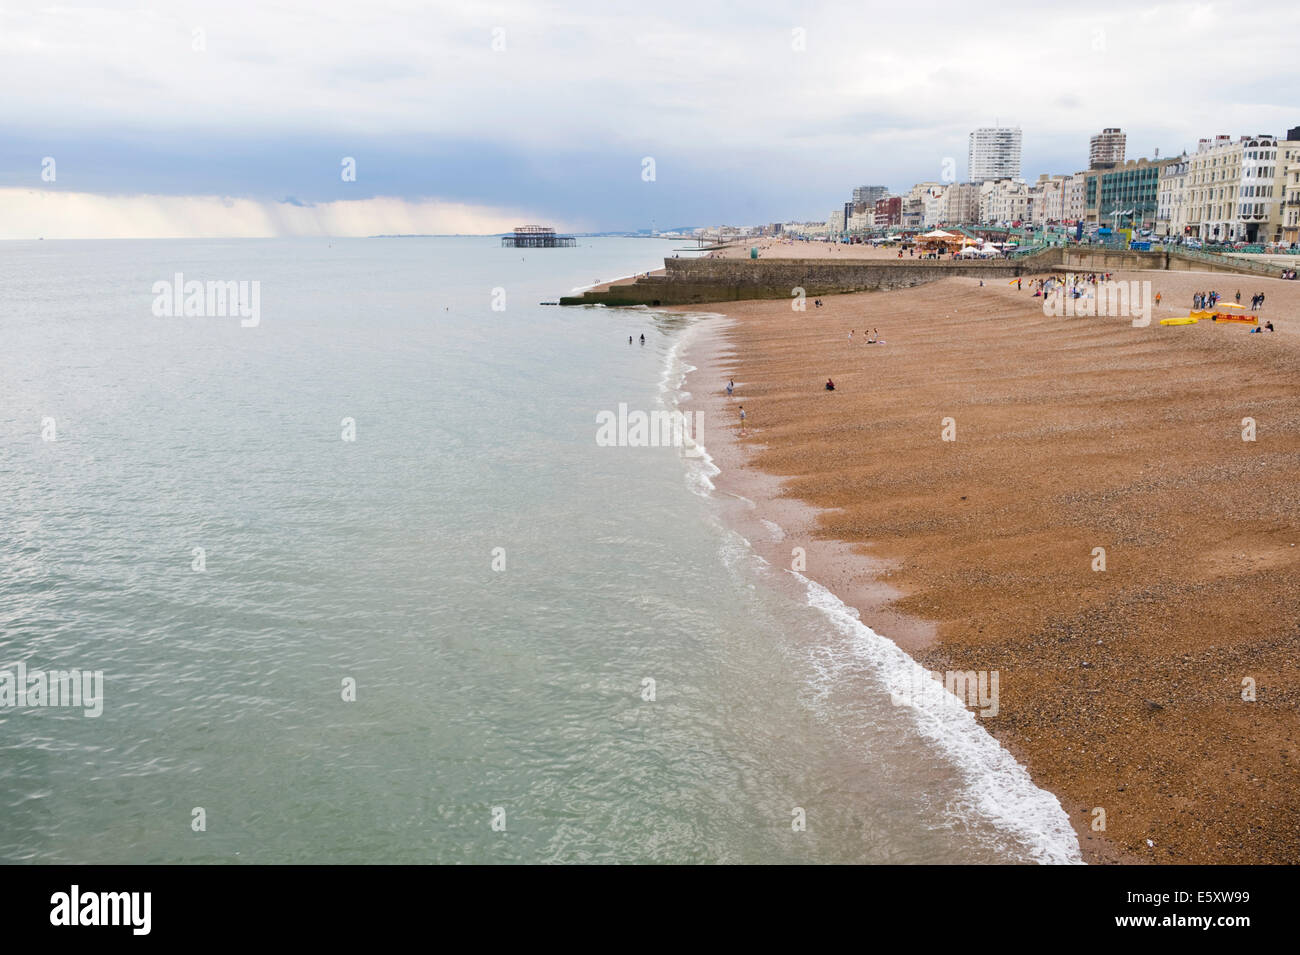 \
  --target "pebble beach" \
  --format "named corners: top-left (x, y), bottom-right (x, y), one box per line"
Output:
top-left (681, 268), bottom-right (1300, 864)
